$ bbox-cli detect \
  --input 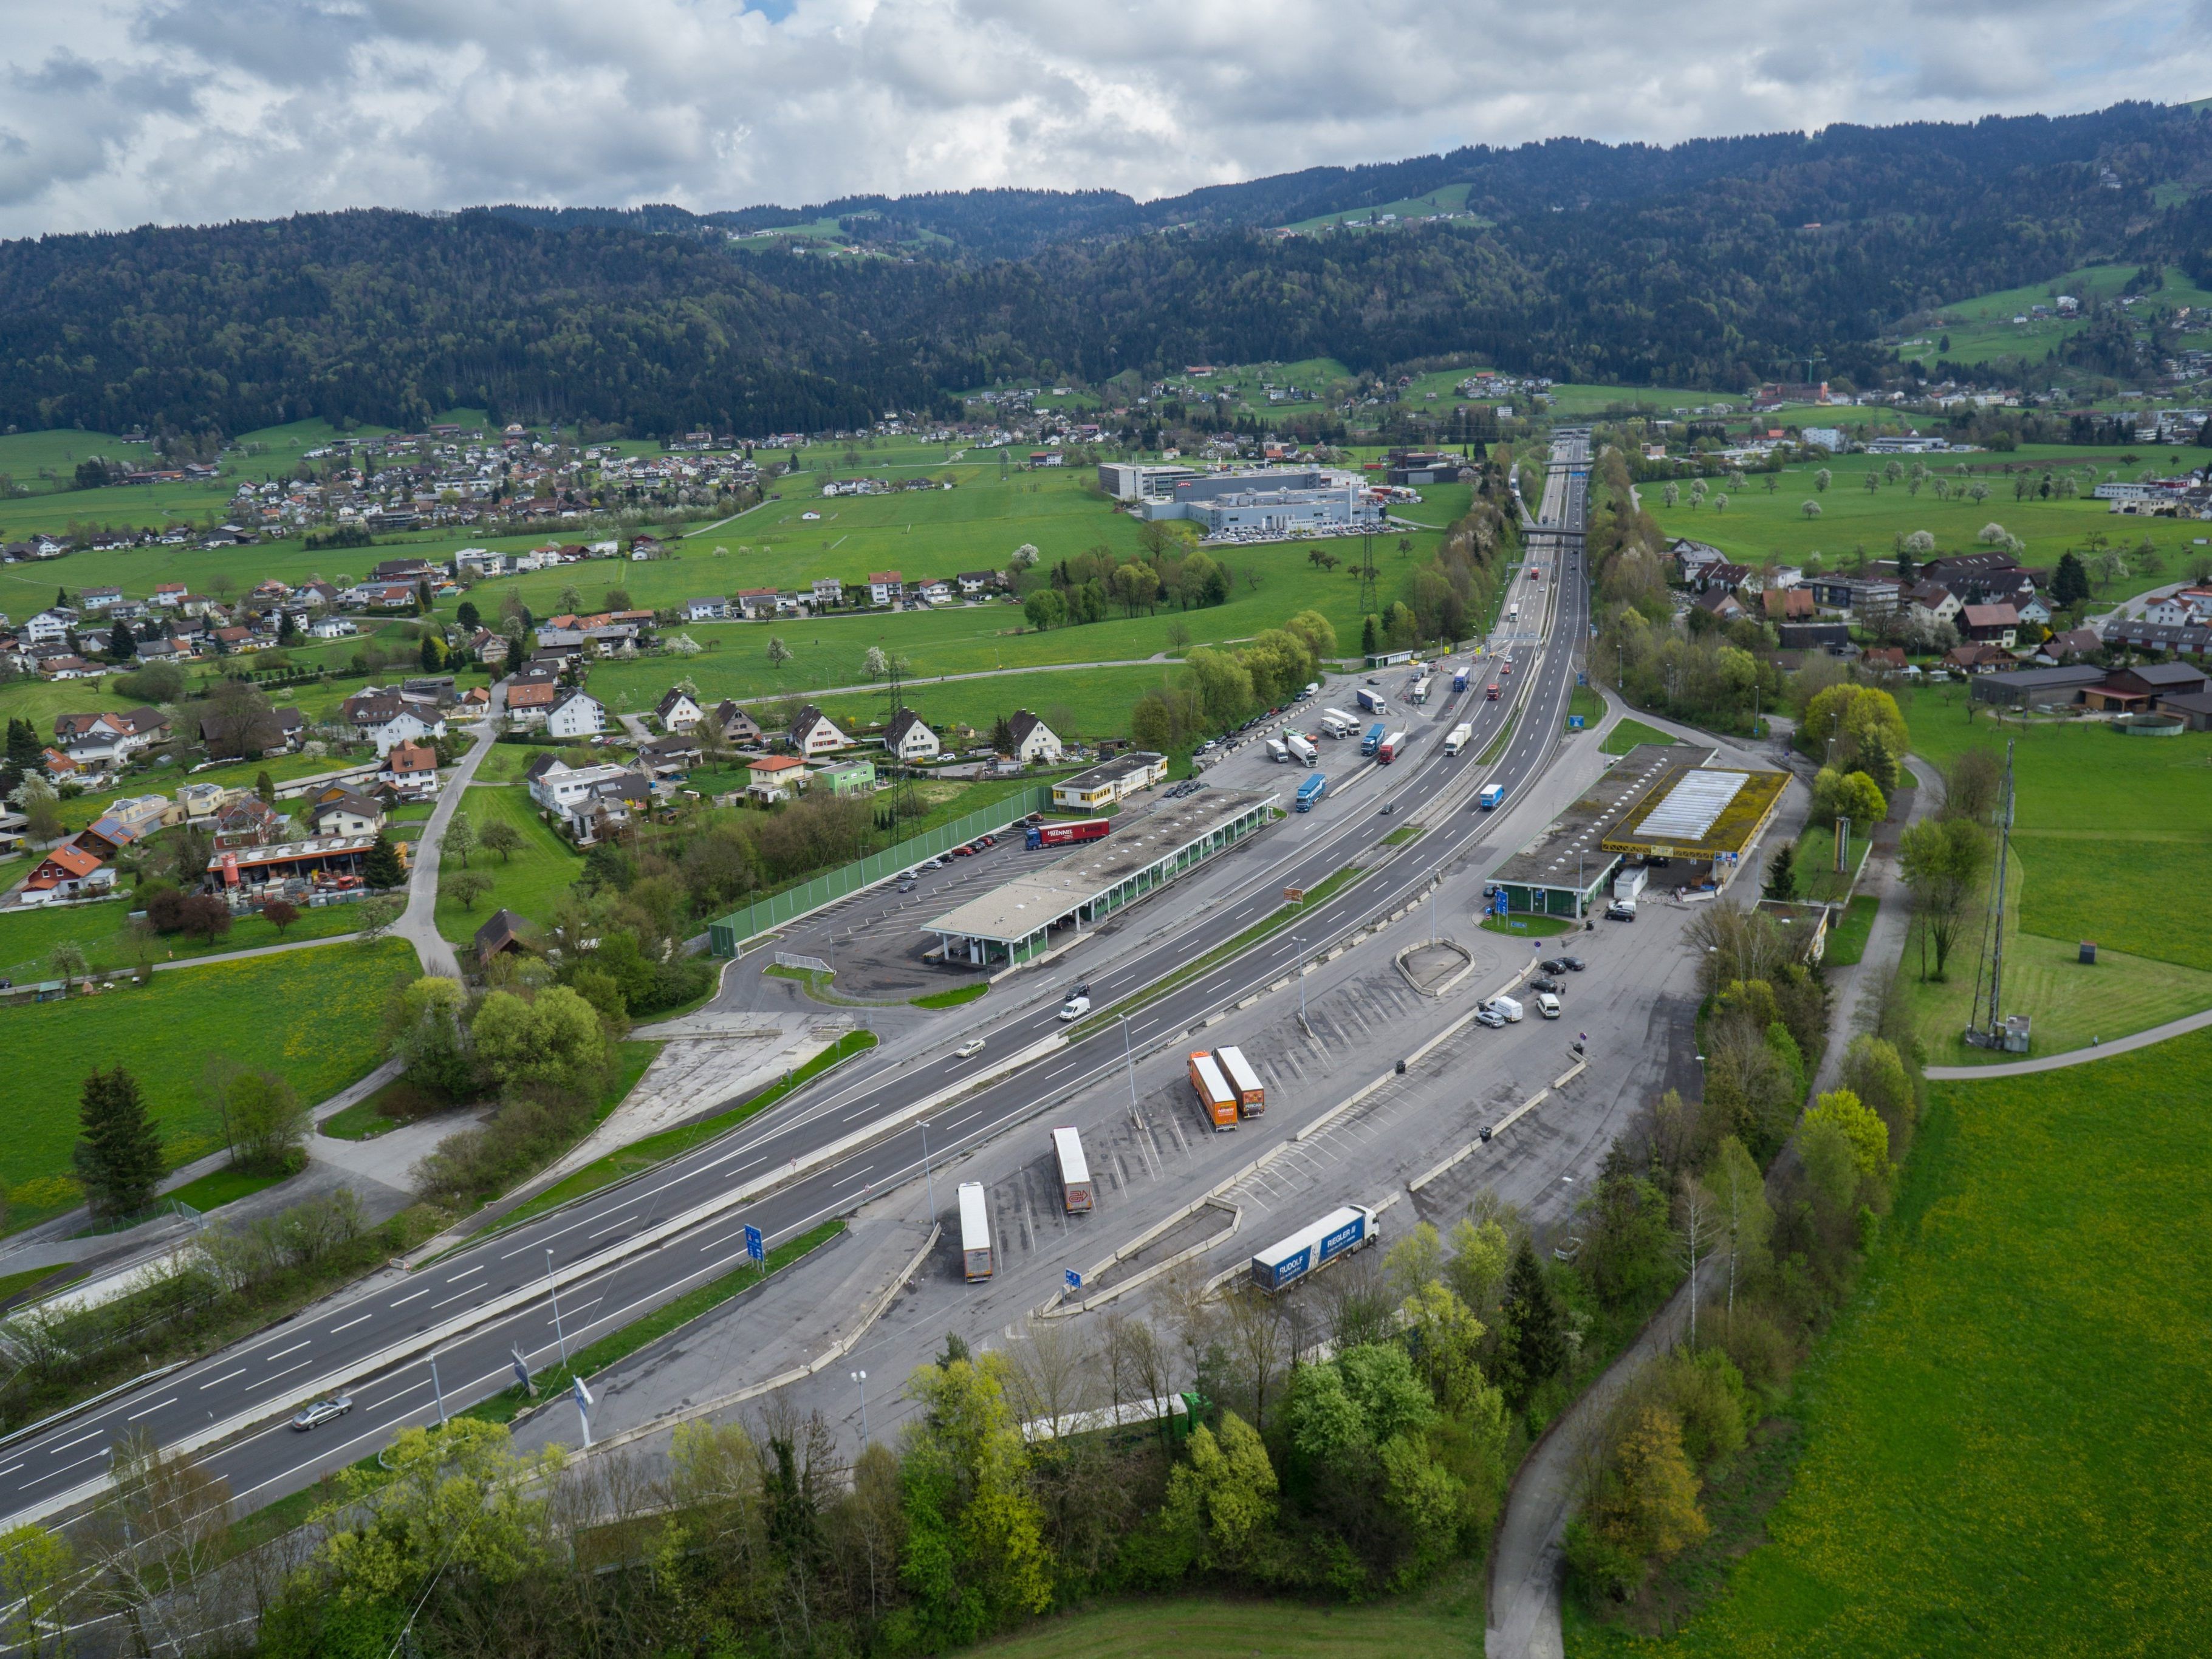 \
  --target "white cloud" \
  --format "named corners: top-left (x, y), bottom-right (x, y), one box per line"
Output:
top-left (0, 0), bottom-right (2204, 236)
